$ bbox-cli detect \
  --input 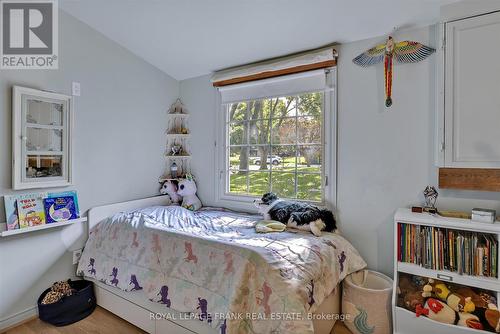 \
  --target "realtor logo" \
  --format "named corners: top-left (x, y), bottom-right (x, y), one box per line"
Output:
top-left (1, 0), bottom-right (58, 69)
